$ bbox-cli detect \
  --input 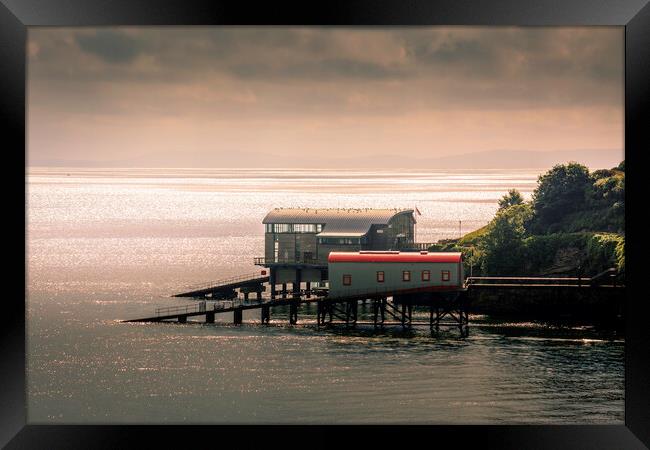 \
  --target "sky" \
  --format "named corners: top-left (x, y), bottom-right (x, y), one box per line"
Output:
top-left (27, 27), bottom-right (624, 169)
